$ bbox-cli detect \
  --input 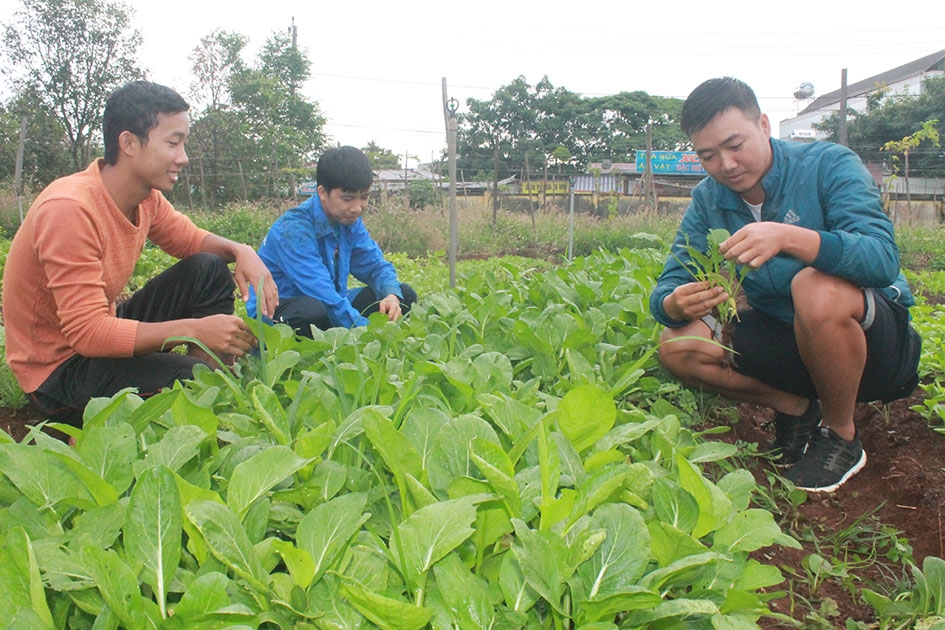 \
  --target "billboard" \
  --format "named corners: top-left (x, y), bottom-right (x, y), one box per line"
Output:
top-left (635, 151), bottom-right (706, 175)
